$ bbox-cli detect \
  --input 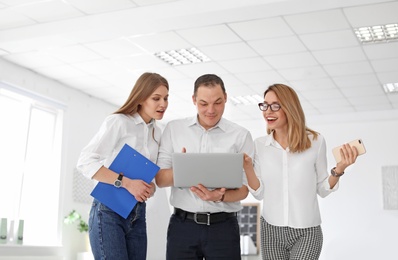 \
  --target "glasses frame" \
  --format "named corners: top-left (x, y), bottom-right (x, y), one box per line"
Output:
top-left (258, 102), bottom-right (282, 112)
